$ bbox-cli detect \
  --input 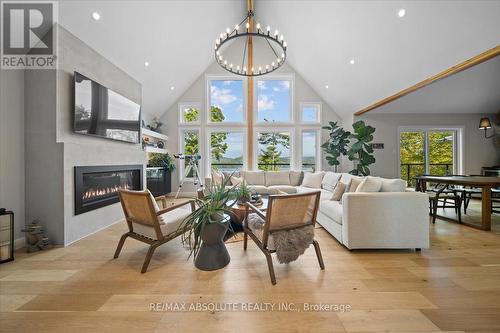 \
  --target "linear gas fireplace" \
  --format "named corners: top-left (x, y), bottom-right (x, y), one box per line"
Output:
top-left (74, 165), bottom-right (143, 215)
